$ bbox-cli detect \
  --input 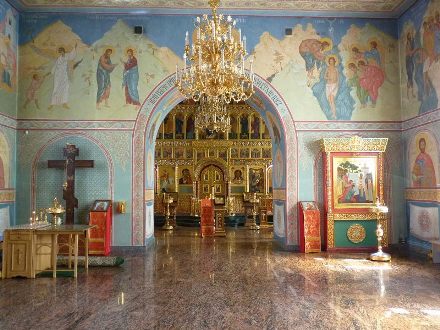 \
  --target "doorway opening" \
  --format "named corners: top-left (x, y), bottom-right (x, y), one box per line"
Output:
top-left (133, 74), bottom-right (297, 249)
top-left (152, 102), bottom-right (274, 231)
